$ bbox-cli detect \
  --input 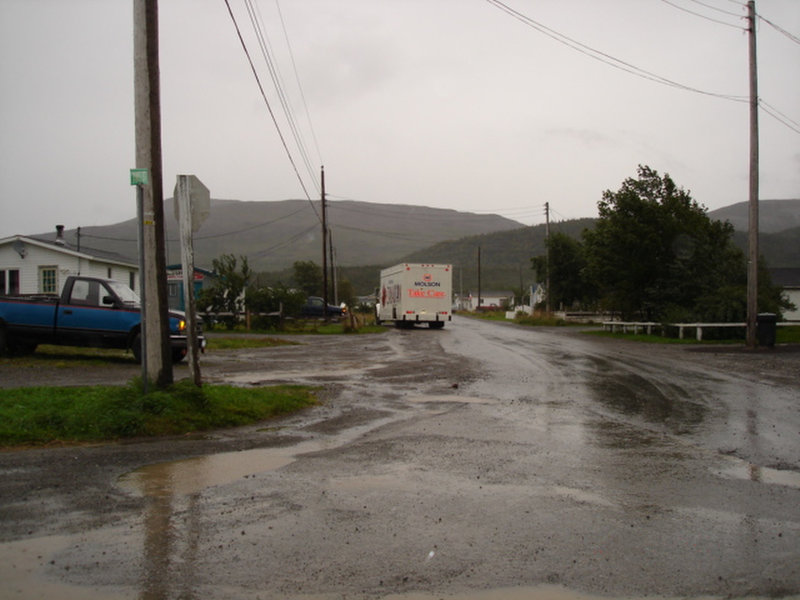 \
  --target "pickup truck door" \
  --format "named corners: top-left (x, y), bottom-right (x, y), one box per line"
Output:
top-left (57, 280), bottom-right (140, 347)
